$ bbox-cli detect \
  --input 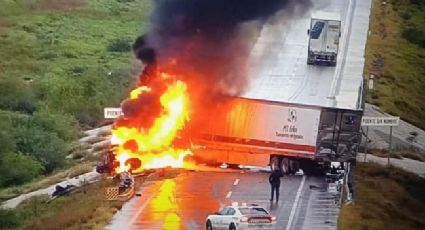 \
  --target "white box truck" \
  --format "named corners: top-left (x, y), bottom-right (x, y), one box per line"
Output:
top-left (307, 12), bottom-right (341, 66)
